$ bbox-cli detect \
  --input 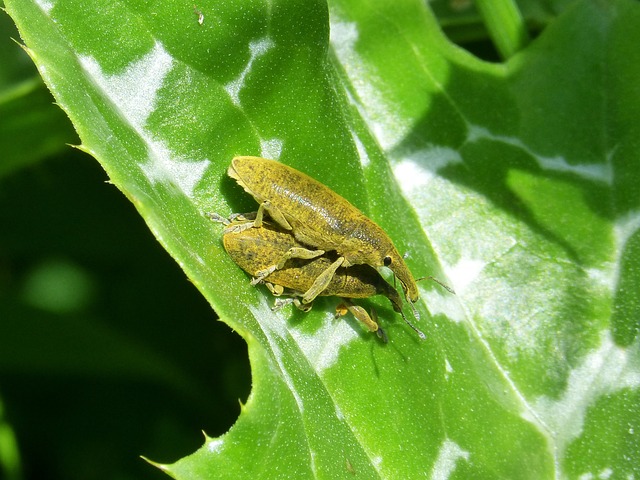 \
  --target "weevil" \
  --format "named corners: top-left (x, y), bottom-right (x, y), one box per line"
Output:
top-left (227, 156), bottom-right (422, 317)
top-left (211, 214), bottom-right (425, 339)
